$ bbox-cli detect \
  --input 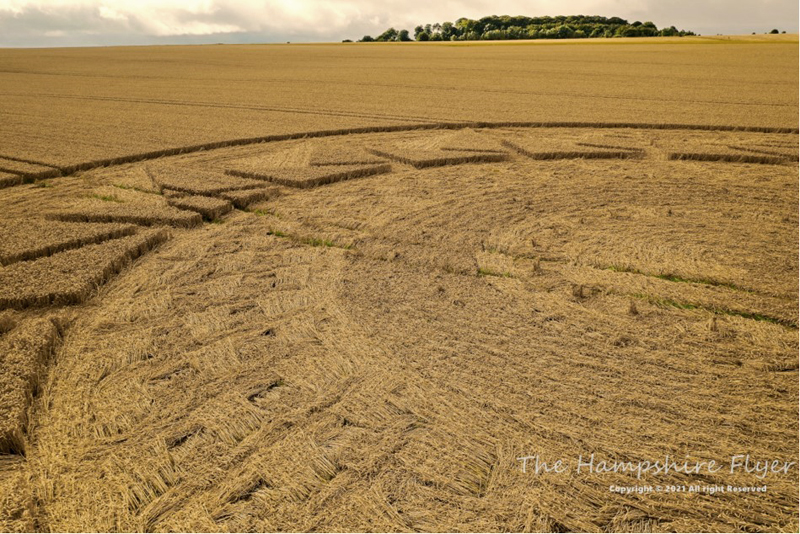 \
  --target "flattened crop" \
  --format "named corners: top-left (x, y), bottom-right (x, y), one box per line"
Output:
top-left (226, 163), bottom-right (392, 189)
top-left (47, 200), bottom-right (201, 228)
top-left (367, 147), bottom-right (508, 168)
top-left (150, 168), bottom-right (265, 195)
top-left (410, 129), bottom-right (508, 153)
top-left (0, 172), bottom-right (22, 189)
top-left (219, 187), bottom-right (282, 209)
top-left (0, 318), bottom-right (60, 455)
top-left (167, 195), bottom-right (232, 221)
top-left (654, 131), bottom-right (798, 165)
top-left (501, 137), bottom-right (641, 160)
top-left (309, 145), bottom-right (387, 166)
